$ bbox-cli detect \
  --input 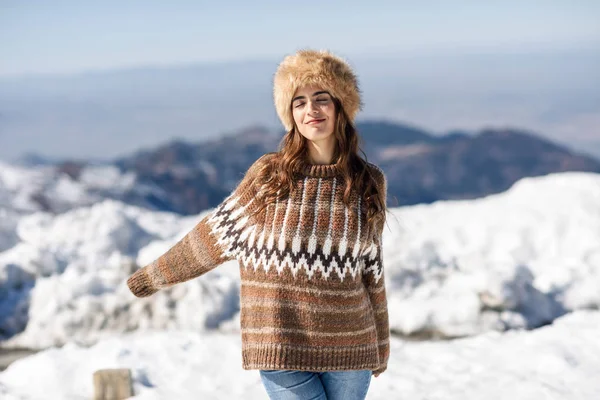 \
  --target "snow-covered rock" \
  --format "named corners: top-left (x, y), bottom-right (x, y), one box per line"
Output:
top-left (0, 200), bottom-right (240, 348)
top-left (0, 160), bottom-right (154, 214)
top-left (385, 172), bottom-right (600, 338)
